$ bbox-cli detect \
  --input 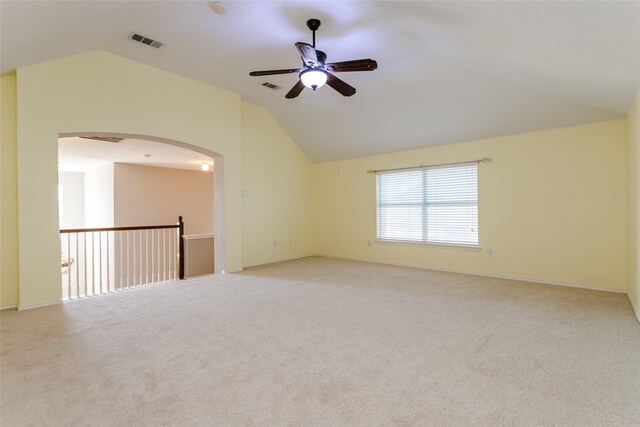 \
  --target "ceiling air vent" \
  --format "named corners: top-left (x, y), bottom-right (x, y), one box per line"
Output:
top-left (79, 136), bottom-right (124, 143)
top-left (262, 82), bottom-right (281, 90)
top-left (128, 32), bottom-right (163, 48)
